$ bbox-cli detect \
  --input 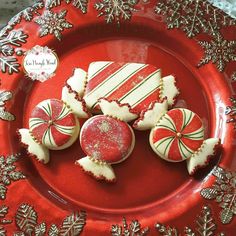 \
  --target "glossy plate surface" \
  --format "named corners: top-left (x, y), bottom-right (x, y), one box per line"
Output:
top-left (0, 1), bottom-right (235, 235)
